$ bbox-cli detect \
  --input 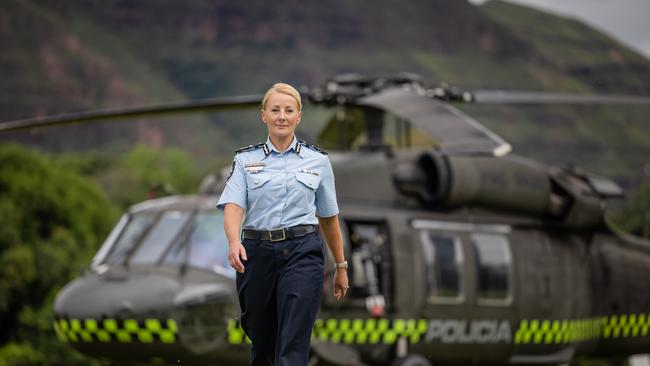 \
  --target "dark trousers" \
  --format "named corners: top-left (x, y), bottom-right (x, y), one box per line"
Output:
top-left (237, 232), bottom-right (324, 366)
